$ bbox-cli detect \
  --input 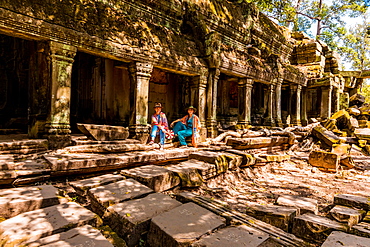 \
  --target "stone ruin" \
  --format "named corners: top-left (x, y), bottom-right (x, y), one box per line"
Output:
top-left (0, 0), bottom-right (370, 246)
